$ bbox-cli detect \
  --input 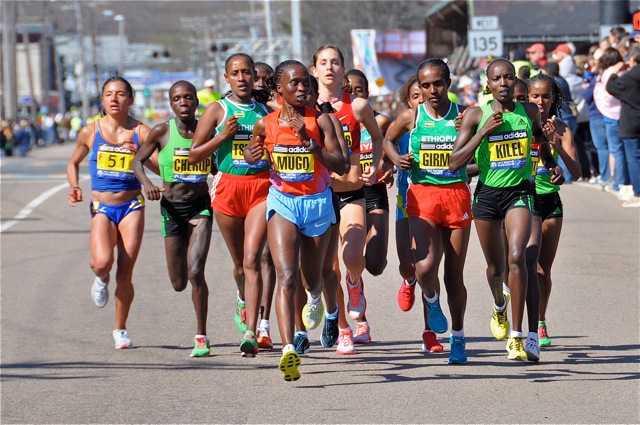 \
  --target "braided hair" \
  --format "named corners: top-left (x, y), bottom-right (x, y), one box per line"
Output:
top-left (527, 72), bottom-right (566, 119)
top-left (271, 60), bottom-right (308, 93)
